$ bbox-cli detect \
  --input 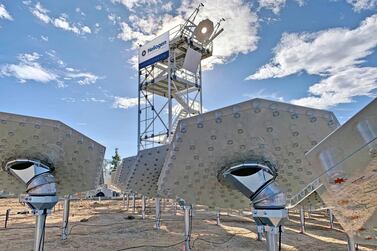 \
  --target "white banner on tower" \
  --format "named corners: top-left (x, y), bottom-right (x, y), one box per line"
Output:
top-left (138, 32), bottom-right (169, 69)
